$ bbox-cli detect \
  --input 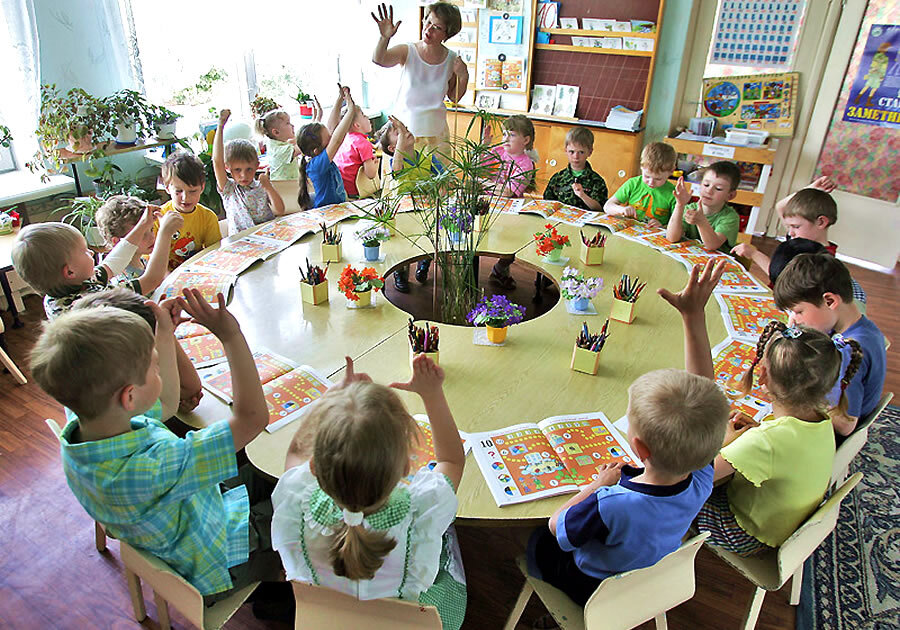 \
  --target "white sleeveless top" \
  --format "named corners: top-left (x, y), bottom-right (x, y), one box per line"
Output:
top-left (394, 43), bottom-right (457, 138)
